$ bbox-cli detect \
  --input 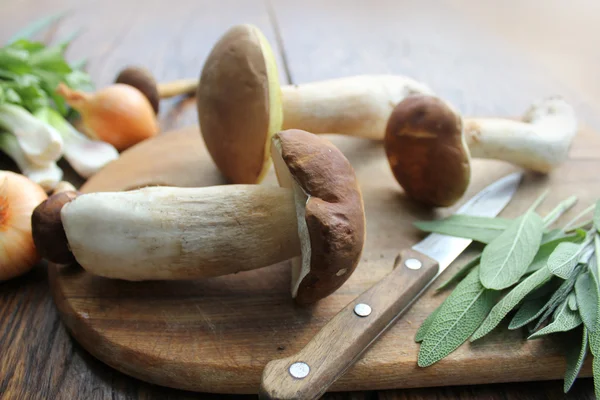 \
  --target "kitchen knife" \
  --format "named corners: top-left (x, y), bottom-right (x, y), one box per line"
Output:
top-left (259, 172), bottom-right (523, 400)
